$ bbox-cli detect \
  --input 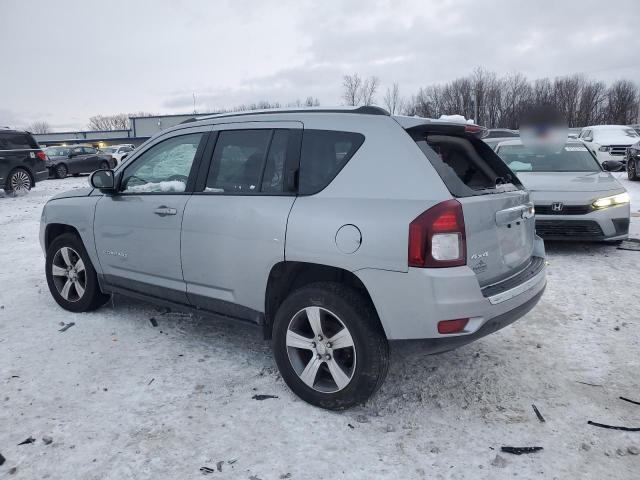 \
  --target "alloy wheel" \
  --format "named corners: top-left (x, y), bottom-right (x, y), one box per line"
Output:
top-left (629, 160), bottom-right (636, 180)
top-left (10, 170), bottom-right (31, 192)
top-left (286, 306), bottom-right (356, 393)
top-left (56, 165), bottom-right (67, 178)
top-left (51, 246), bottom-right (87, 302)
